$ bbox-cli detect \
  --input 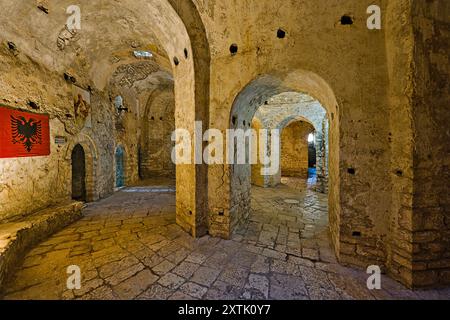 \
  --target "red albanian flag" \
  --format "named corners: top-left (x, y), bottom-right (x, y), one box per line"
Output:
top-left (0, 105), bottom-right (50, 158)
